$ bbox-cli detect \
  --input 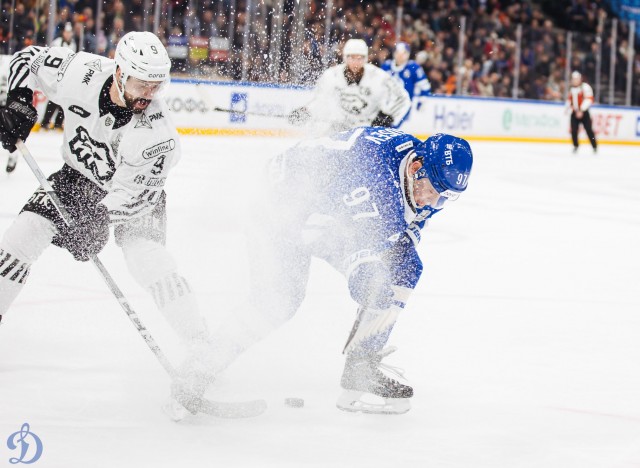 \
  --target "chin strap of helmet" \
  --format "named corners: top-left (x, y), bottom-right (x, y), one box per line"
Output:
top-left (404, 151), bottom-right (421, 212)
top-left (113, 66), bottom-right (127, 104)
